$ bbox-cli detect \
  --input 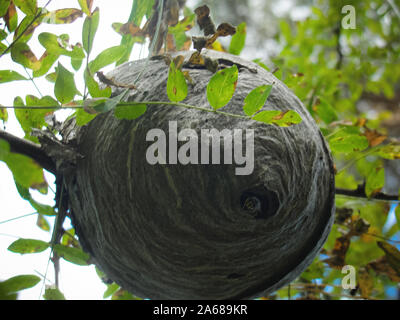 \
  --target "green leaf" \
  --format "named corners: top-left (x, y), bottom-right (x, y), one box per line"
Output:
top-left (78, 0), bottom-right (91, 16)
top-left (13, 0), bottom-right (37, 15)
top-left (329, 130), bottom-right (369, 154)
top-left (53, 244), bottom-right (90, 266)
top-left (82, 7), bottom-right (99, 54)
top-left (84, 69), bottom-right (112, 98)
top-left (32, 52), bottom-right (58, 78)
top-left (167, 60), bottom-right (188, 102)
top-left (5, 151), bottom-right (45, 188)
top-left (395, 204), bottom-right (400, 229)
top-left (243, 84), bottom-right (272, 116)
top-left (0, 0), bottom-right (10, 17)
top-left (0, 139), bottom-right (45, 189)
top-left (14, 95), bottom-right (58, 142)
top-left (252, 110), bottom-right (302, 127)
top-left (314, 97), bottom-right (338, 124)
top-left (41, 8), bottom-right (83, 24)
top-left (8, 238), bottom-right (49, 254)
top-left (10, 42), bottom-right (41, 70)
top-left (207, 65), bottom-right (238, 110)
top-left (0, 275), bottom-right (40, 295)
top-left (13, 14), bottom-right (43, 44)
top-left (365, 166), bottom-right (385, 198)
top-left (252, 110), bottom-right (280, 123)
top-left (168, 14), bottom-right (195, 50)
top-left (88, 45), bottom-right (126, 73)
top-left (375, 144), bottom-right (400, 160)
top-left (54, 63), bottom-right (80, 104)
top-left (38, 32), bottom-right (85, 59)
top-left (43, 287), bottom-right (66, 300)
top-left (0, 70), bottom-right (27, 83)
top-left (0, 107), bottom-right (8, 123)
top-left (36, 214), bottom-right (50, 231)
top-left (116, 0), bottom-right (154, 65)
top-left (229, 22), bottom-right (246, 55)
top-left (114, 103), bottom-right (147, 120)
top-left (103, 283), bottom-right (120, 298)
top-left (75, 108), bottom-right (97, 126)
top-left (94, 89), bottom-right (129, 113)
